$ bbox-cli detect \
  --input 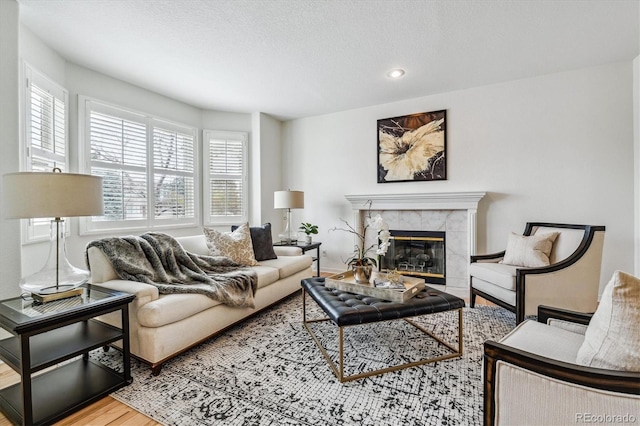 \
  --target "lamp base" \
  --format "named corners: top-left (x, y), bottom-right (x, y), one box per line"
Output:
top-left (19, 218), bottom-right (89, 295)
top-left (278, 233), bottom-right (297, 244)
top-left (278, 209), bottom-right (297, 244)
top-left (32, 286), bottom-right (83, 304)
